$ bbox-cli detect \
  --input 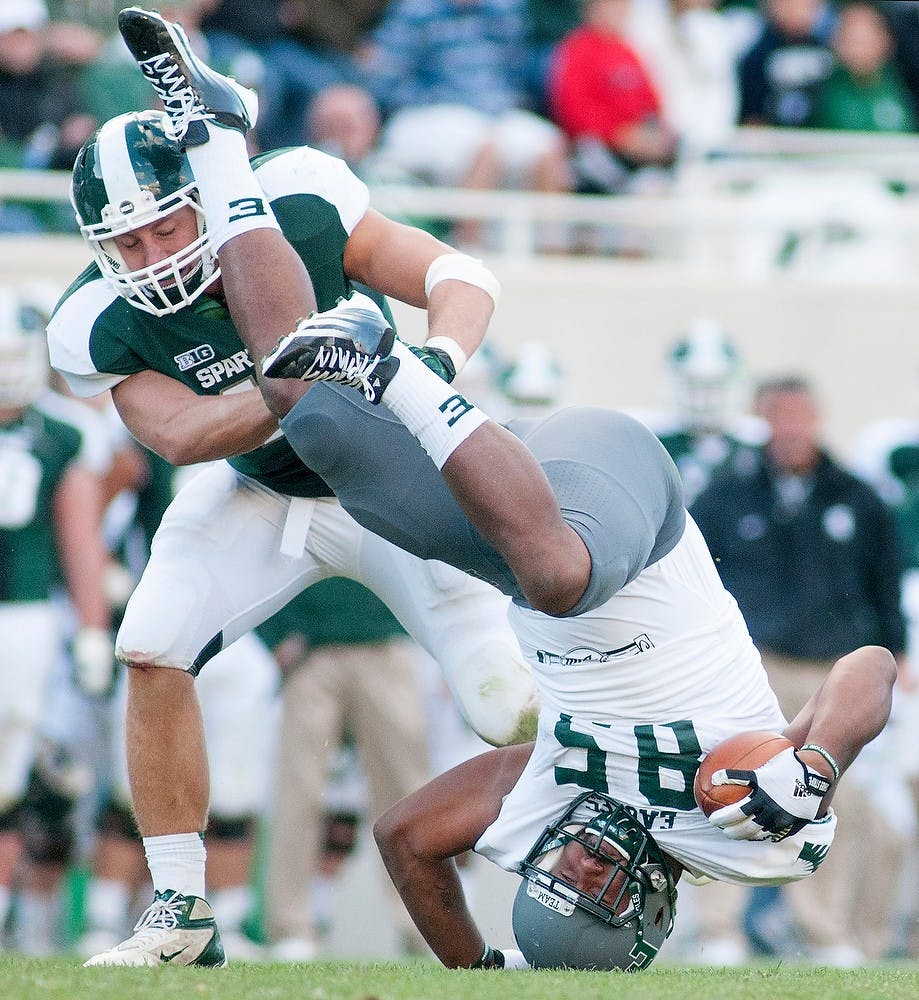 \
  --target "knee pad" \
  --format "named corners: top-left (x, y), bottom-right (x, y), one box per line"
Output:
top-left (445, 632), bottom-right (540, 747)
top-left (97, 798), bottom-right (141, 842)
top-left (18, 782), bottom-right (72, 866)
top-left (0, 800), bottom-right (21, 833)
top-left (322, 810), bottom-right (360, 857)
